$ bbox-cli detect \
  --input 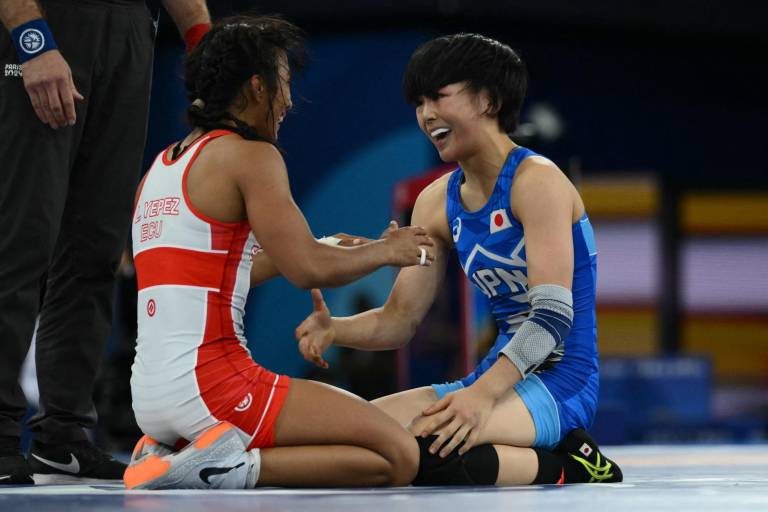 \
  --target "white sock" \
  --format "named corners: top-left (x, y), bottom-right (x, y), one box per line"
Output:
top-left (246, 448), bottom-right (261, 488)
